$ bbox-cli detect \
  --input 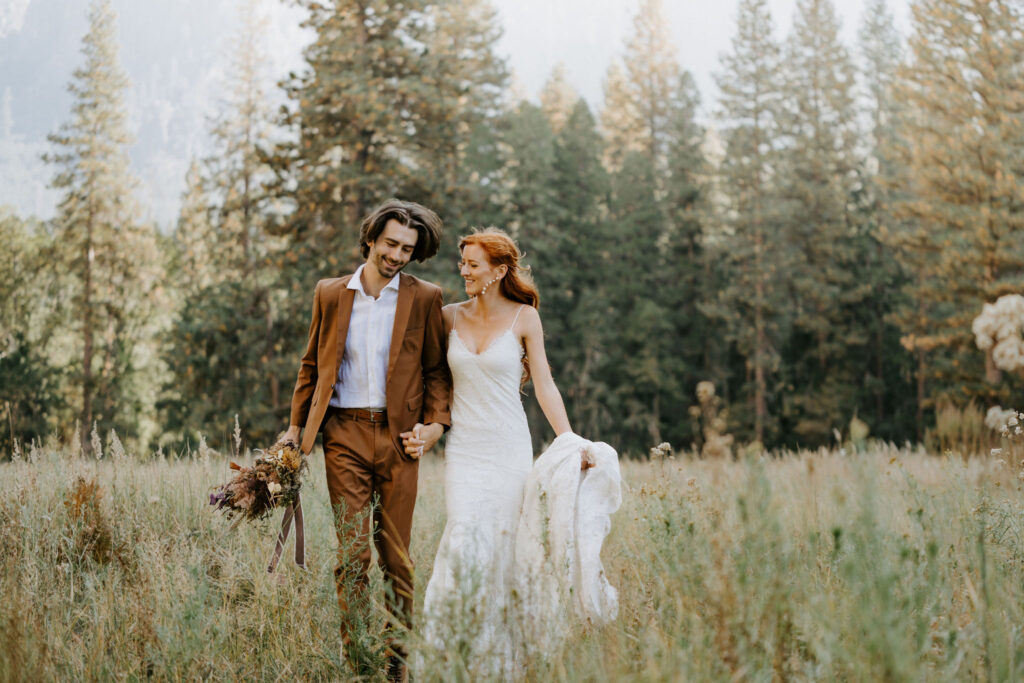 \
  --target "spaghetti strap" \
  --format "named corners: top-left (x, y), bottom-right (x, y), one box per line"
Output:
top-left (509, 304), bottom-right (526, 331)
top-left (453, 304), bottom-right (461, 333)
